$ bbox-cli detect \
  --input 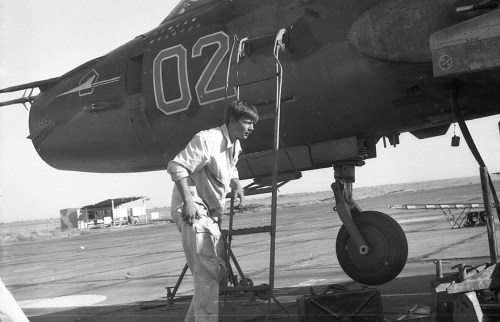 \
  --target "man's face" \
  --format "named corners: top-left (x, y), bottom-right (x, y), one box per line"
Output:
top-left (228, 117), bottom-right (255, 141)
